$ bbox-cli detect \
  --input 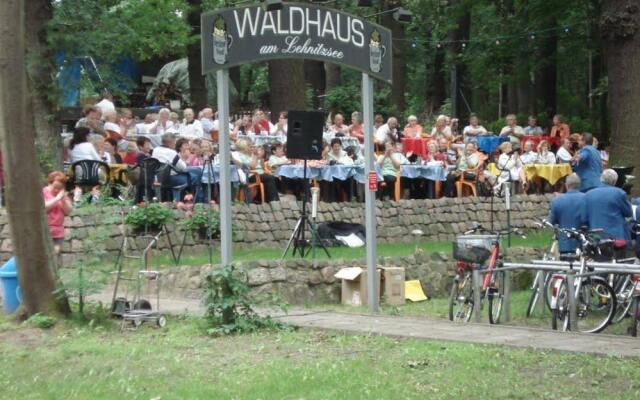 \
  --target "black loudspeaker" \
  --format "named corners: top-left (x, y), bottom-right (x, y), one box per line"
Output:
top-left (286, 110), bottom-right (324, 160)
